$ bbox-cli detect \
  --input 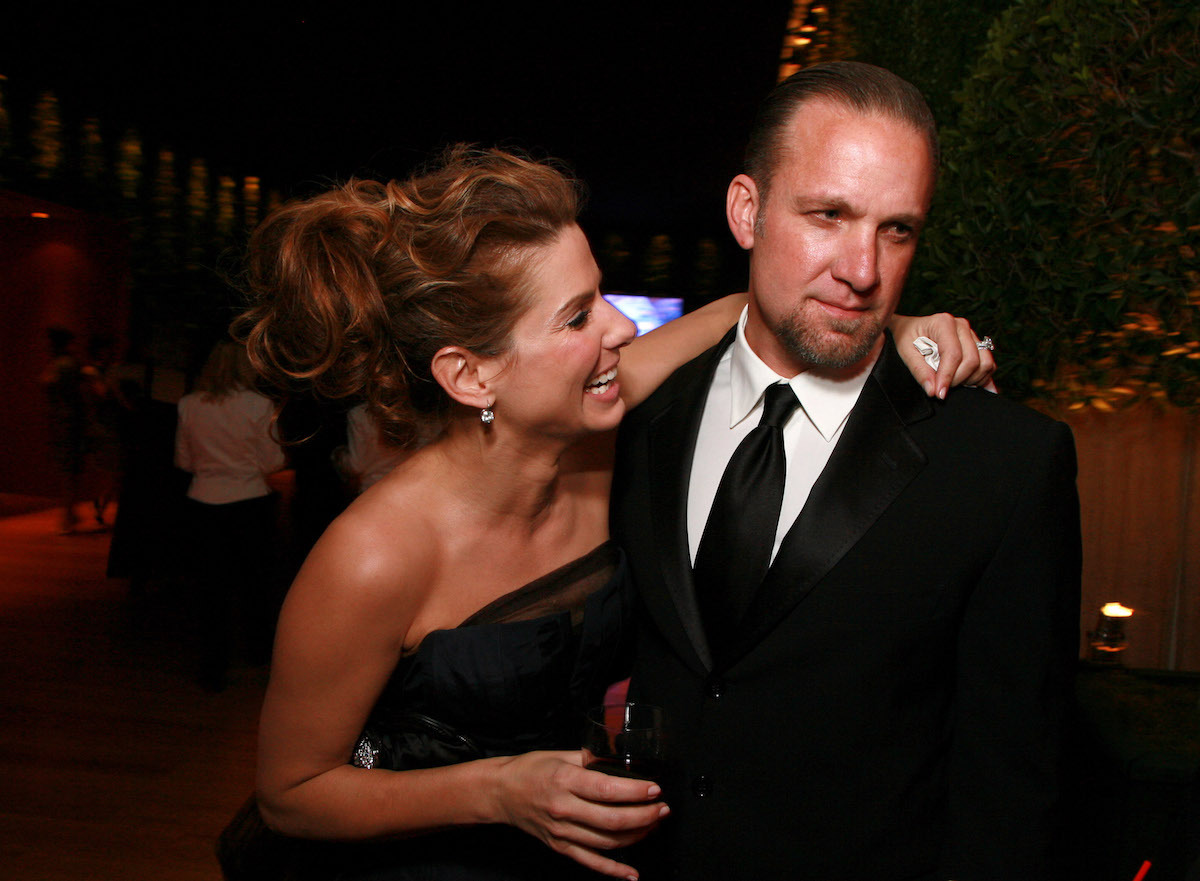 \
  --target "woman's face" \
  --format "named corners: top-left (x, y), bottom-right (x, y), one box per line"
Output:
top-left (495, 224), bottom-right (637, 440)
